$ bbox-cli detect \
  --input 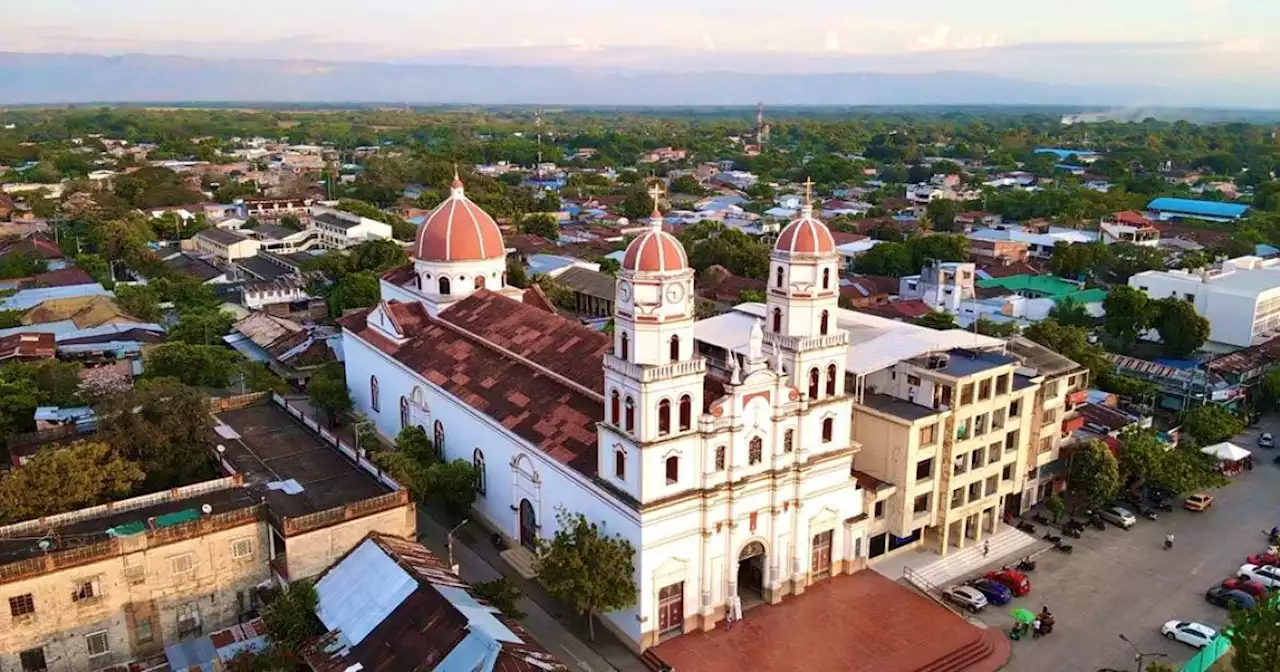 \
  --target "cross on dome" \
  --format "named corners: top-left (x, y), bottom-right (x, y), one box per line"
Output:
top-left (450, 164), bottom-right (465, 196)
top-left (648, 183), bottom-right (665, 228)
top-left (802, 176), bottom-right (815, 217)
